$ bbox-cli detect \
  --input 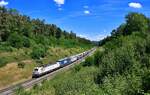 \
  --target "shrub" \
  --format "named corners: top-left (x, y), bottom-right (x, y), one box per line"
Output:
top-left (0, 57), bottom-right (8, 67)
top-left (22, 37), bottom-right (31, 48)
top-left (18, 62), bottom-right (25, 69)
top-left (142, 71), bottom-right (150, 93)
top-left (73, 65), bottom-right (81, 73)
top-left (34, 35), bottom-right (50, 46)
top-left (8, 33), bottom-right (24, 48)
top-left (93, 50), bottom-right (103, 66)
top-left (0, 43), bottom-right (13, 52)
top-left (82, 56), bottom-right (94, 67)
top-left (33, 84), bottom-right (39, 90)
top-left (31, 45), bottom-right (47, 59)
